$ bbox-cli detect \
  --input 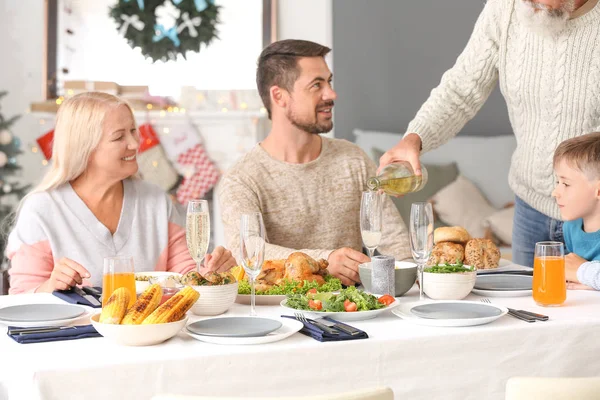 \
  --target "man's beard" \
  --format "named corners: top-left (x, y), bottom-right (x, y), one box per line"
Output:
top-left (516, 0), bottom-right (575, 36)
top-left (287, 101), bottom-right (334, 134)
